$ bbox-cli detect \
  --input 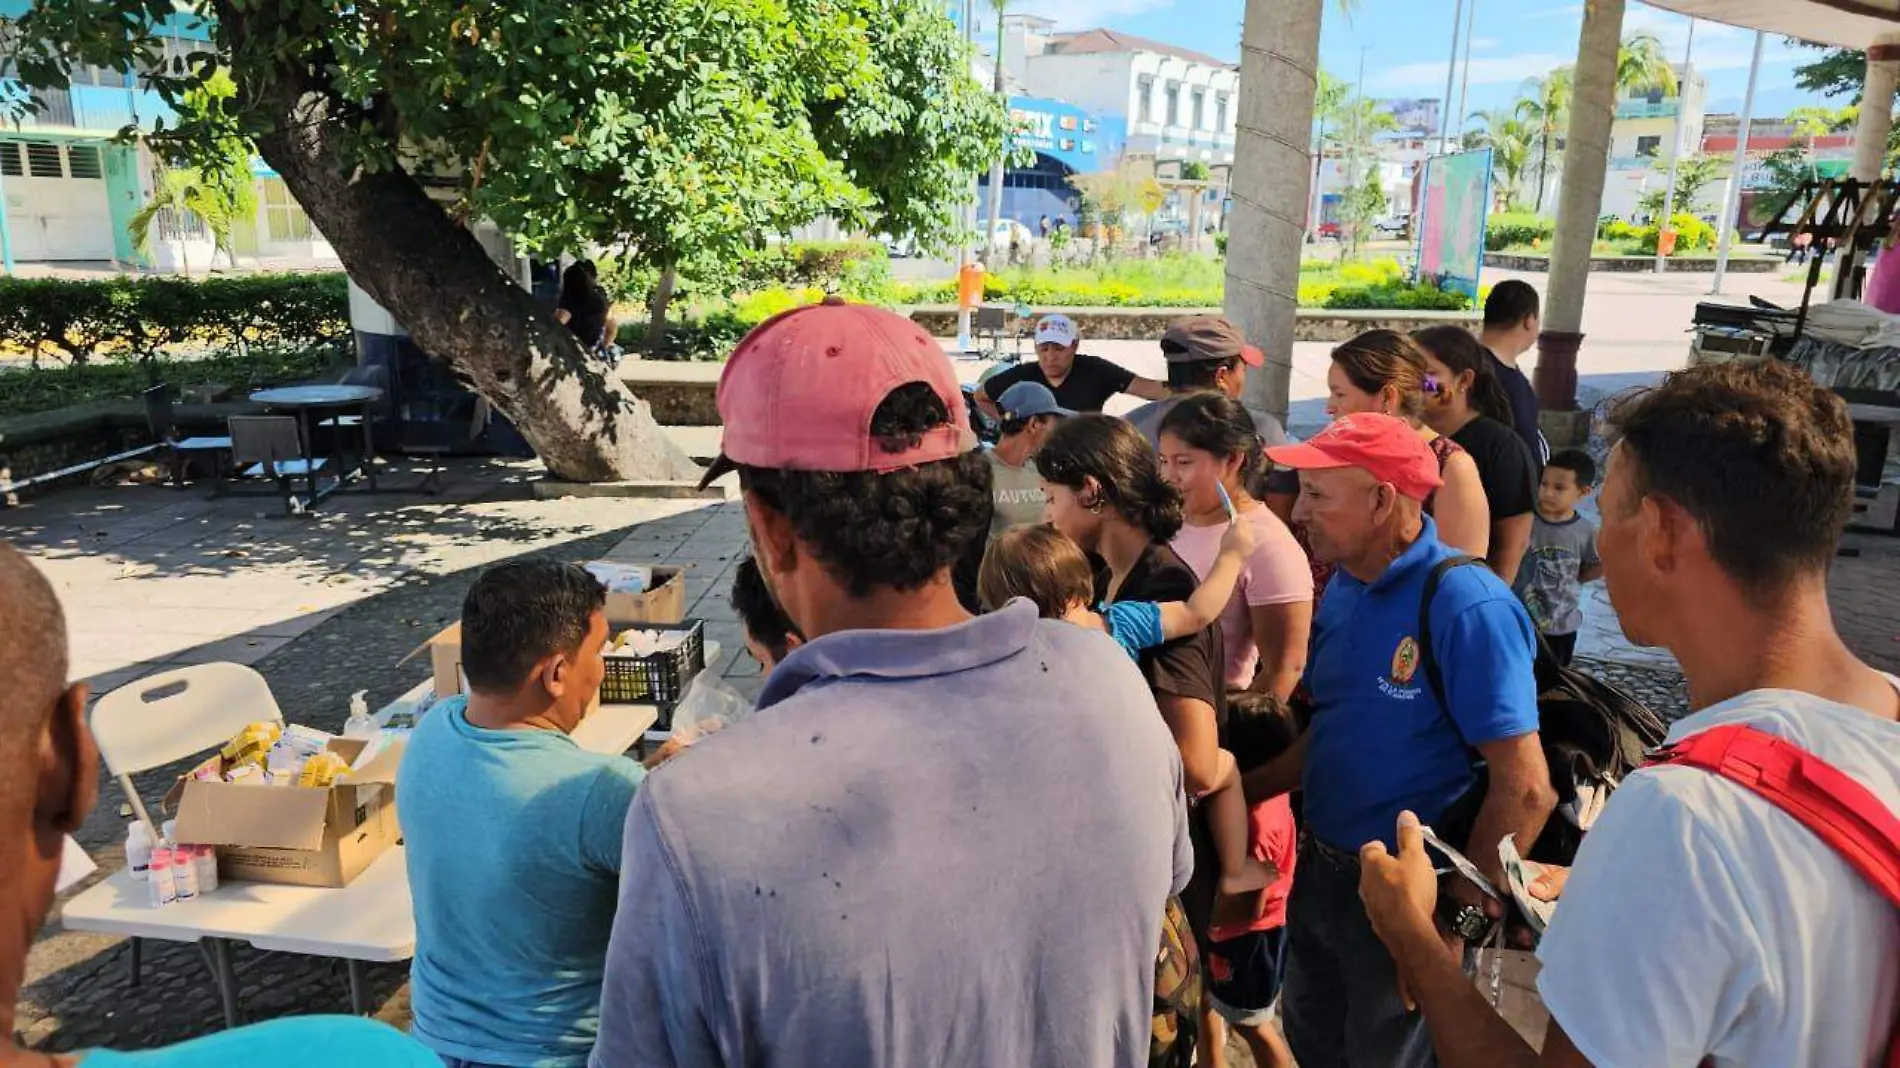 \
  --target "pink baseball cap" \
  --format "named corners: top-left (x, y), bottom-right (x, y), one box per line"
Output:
top-left (700, 298), bottom-right (971, 488)
top-left (1265, 413), bottom-right (1445, 501)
